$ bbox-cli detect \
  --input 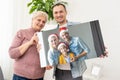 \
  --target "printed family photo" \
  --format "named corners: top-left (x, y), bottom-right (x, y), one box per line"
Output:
top-left (37, 20), bottom-right (105, 68)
